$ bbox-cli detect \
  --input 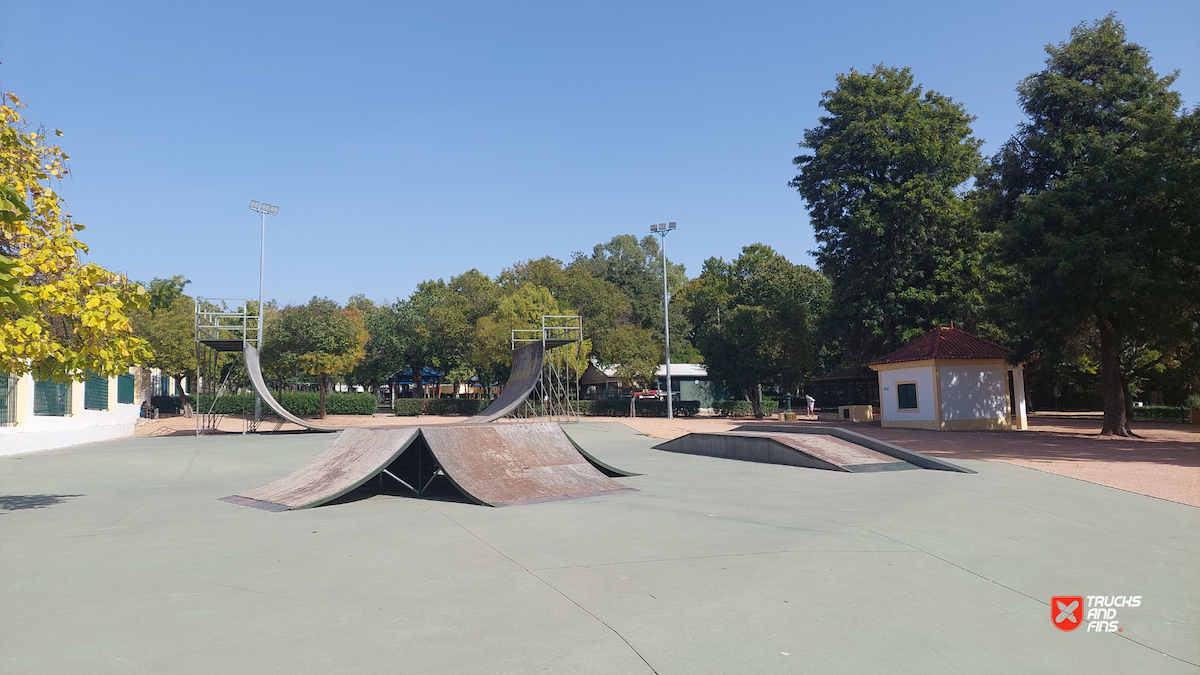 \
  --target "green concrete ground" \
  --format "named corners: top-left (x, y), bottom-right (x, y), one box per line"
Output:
top-left (1, 422), bottom-right (1196, 674)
